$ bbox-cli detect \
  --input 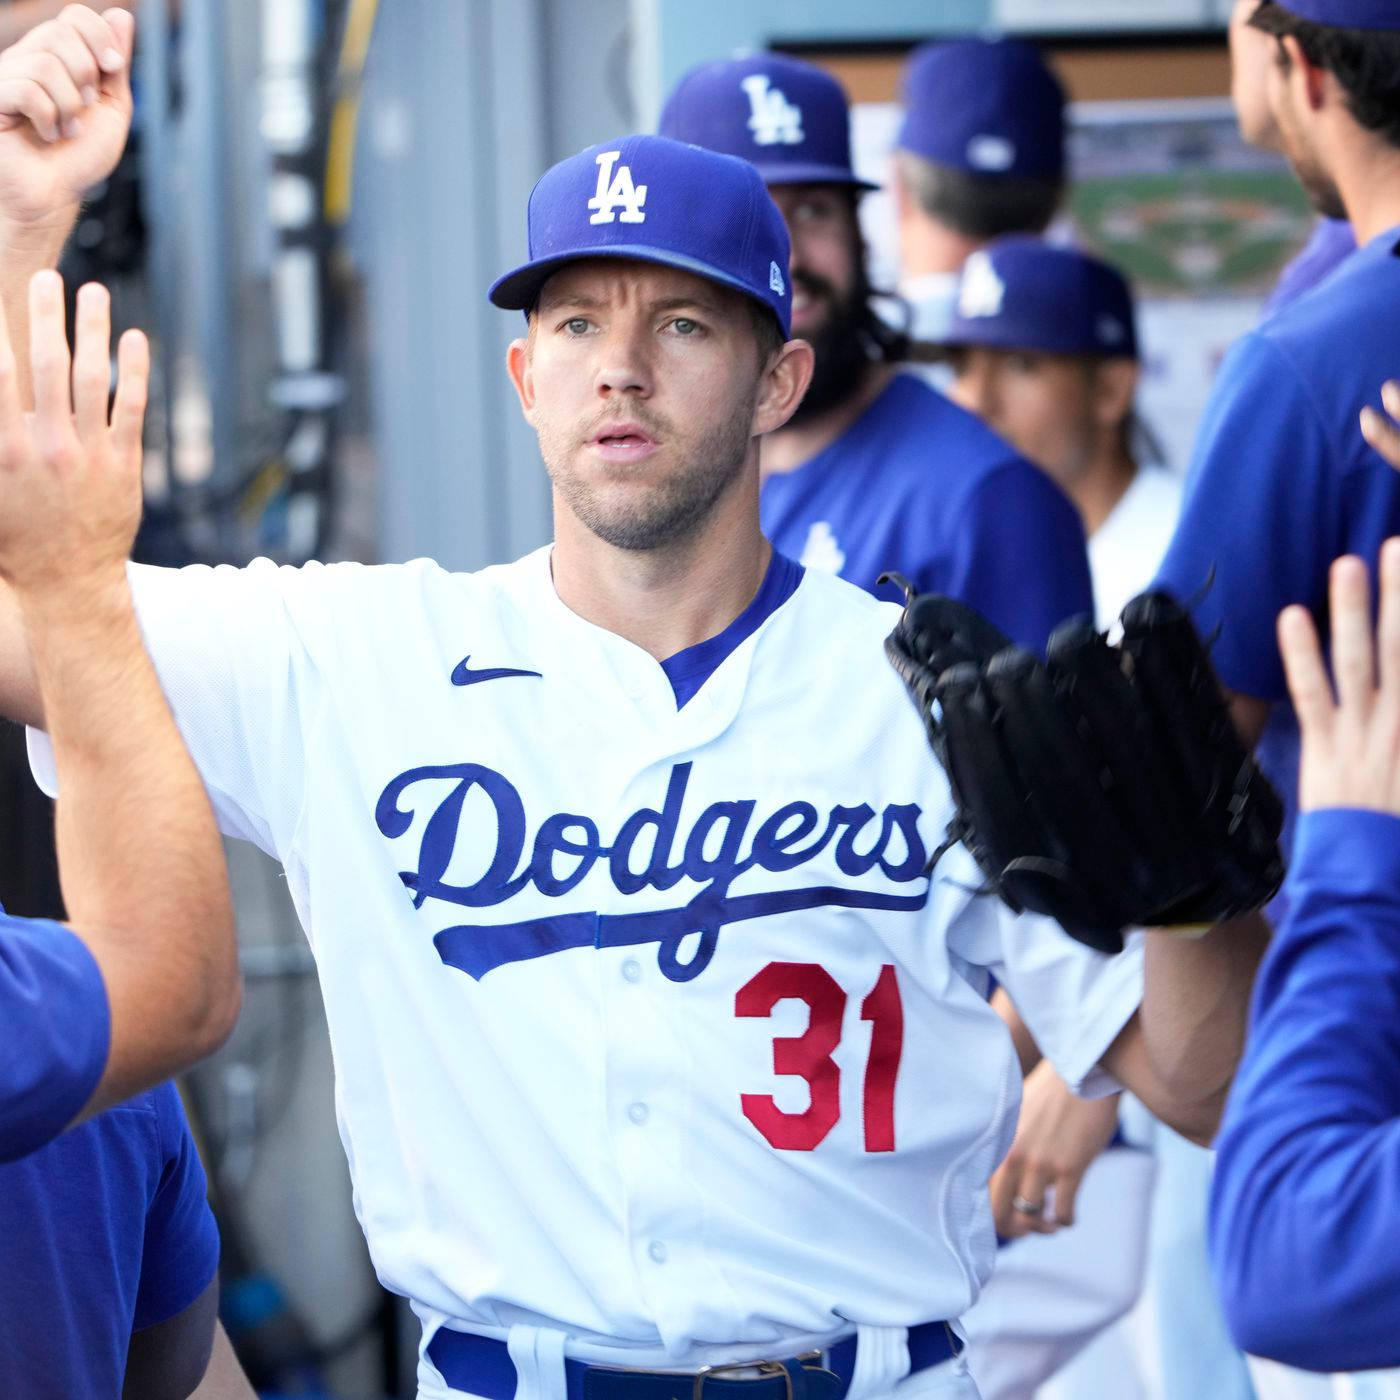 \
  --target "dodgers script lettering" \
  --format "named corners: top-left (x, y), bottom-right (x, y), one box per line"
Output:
top-left (375, 761), bottom-right (929, 983)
